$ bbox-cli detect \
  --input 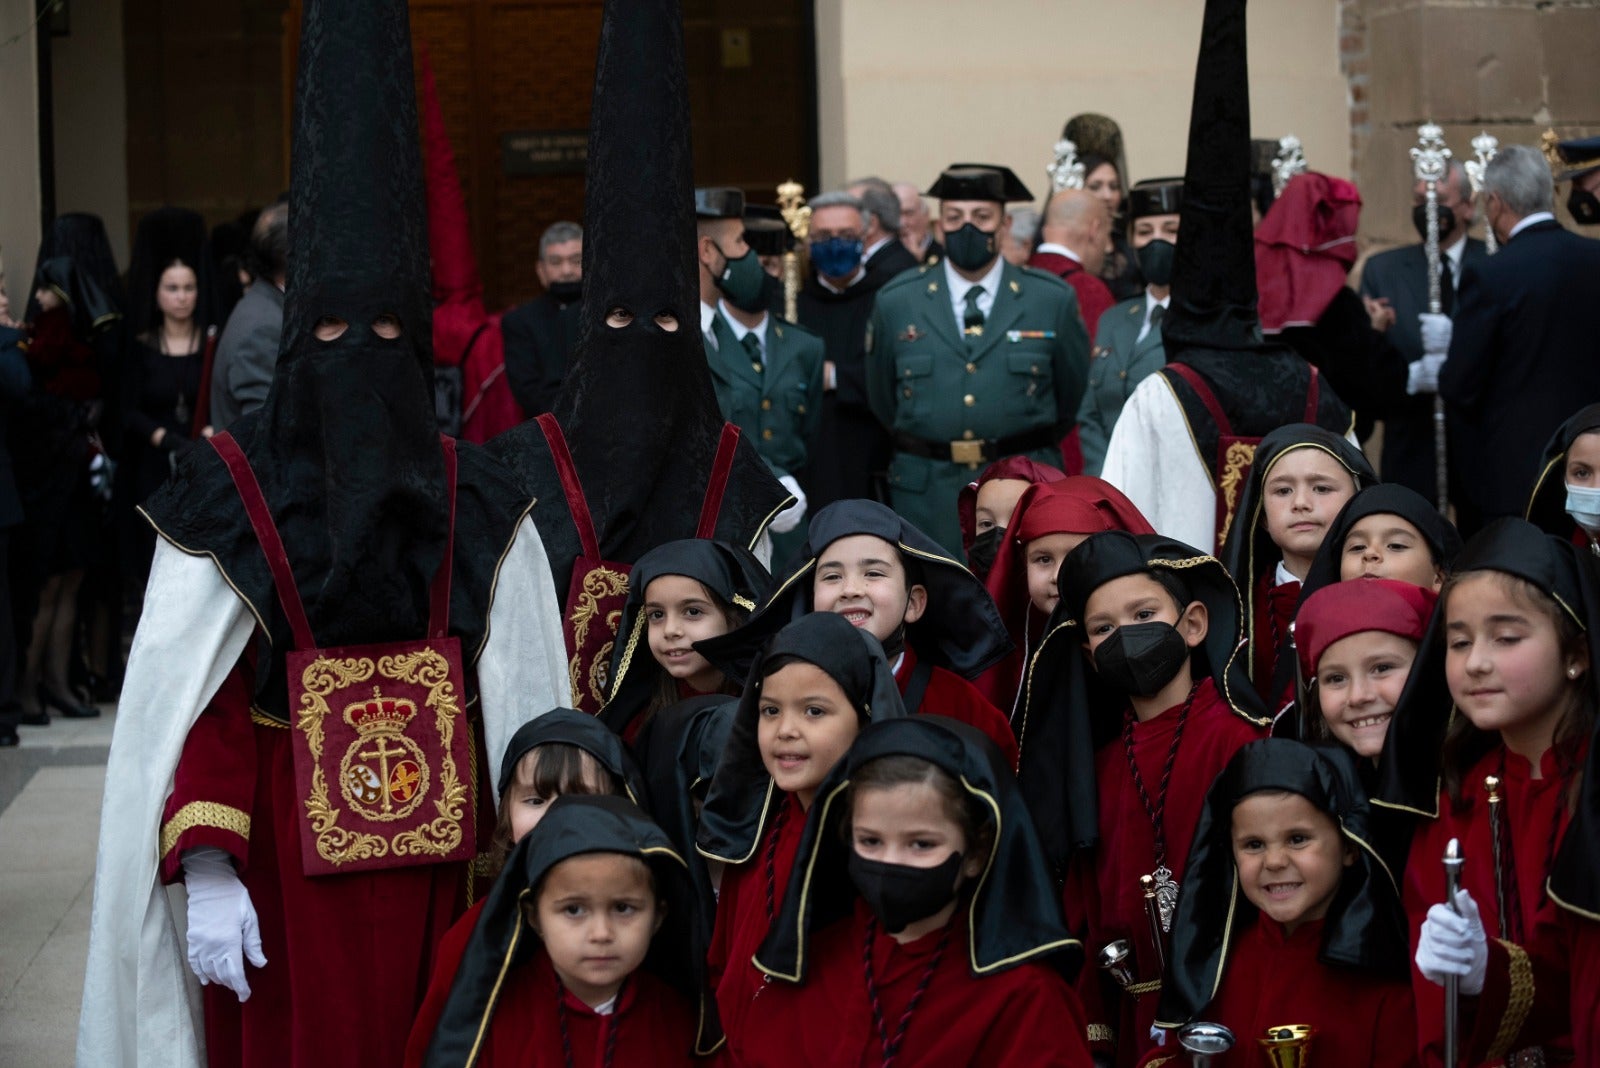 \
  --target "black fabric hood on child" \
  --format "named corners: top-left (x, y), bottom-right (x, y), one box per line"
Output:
top-left (696, 612), bottom-right (907, 864)
top-left (1527, 403), bottom-right (1600, 543)
top-left (1295, 481), bottom-right (1462, 607)
top-left (1154, 739), bottom-right (1408, 1029)
top-left (26, 212), bottom-right (124, 322)
top-left (139, 0), bottom-right (532, 717)
top-left (420, 794), bottom-right (720, 1064)
top-left (634, 694), bottom-right (739, 937)
top-left (754, 715), bottom-right (1082, 982)
top-left (1147, 0), bottom-right (1353, 478)
top-left (494, 707), bottom-right (650, 807)
top-left (487, 0), bottom-right (788, 598)
top-left (1375, 518), bottom-right (1599, 818)
top-left (599, 538), bottom-right (771, 738)
top-left (1016, 531), bottom-right (1269, 876)
top-left (694, 499), bottom-right (1013, 688)
top-left (30, 256), bottom-right (122, 339)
